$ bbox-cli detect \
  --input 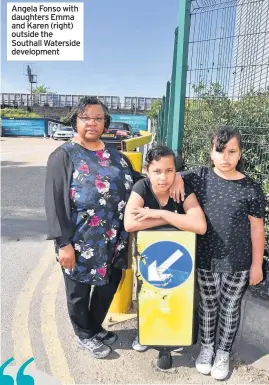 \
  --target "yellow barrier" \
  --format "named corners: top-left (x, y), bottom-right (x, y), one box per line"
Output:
top-left (109, 150), bottom-right (143, 313)
top-left (121, 130), bottom-right (152, 152)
